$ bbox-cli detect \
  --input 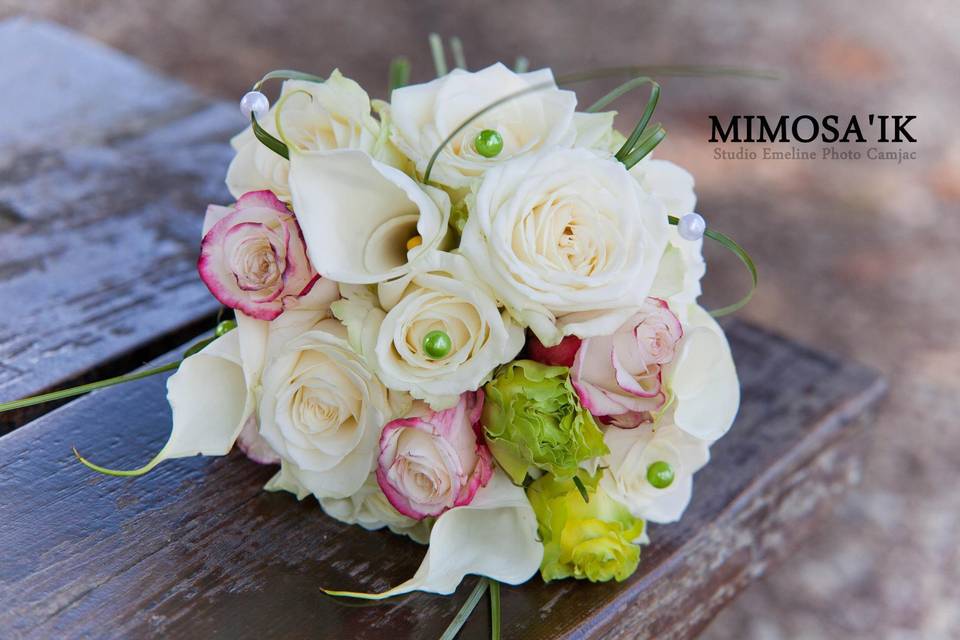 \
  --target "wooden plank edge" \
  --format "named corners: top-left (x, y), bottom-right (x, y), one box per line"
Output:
top-left (571, 367), bottom-right (888, 639)
top-left (0, 310), bottom-right (218, 433)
